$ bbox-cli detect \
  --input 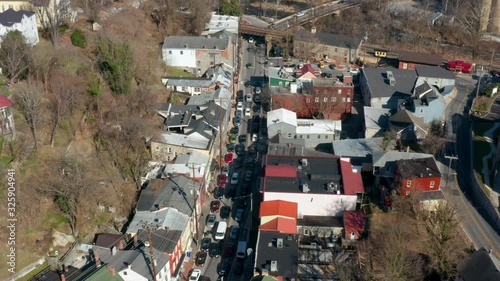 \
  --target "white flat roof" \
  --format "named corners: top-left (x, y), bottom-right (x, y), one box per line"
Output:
top-left (156, 133), bottom-right (210, 150)
top-left (295, 119), bottom-right (341, 134)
